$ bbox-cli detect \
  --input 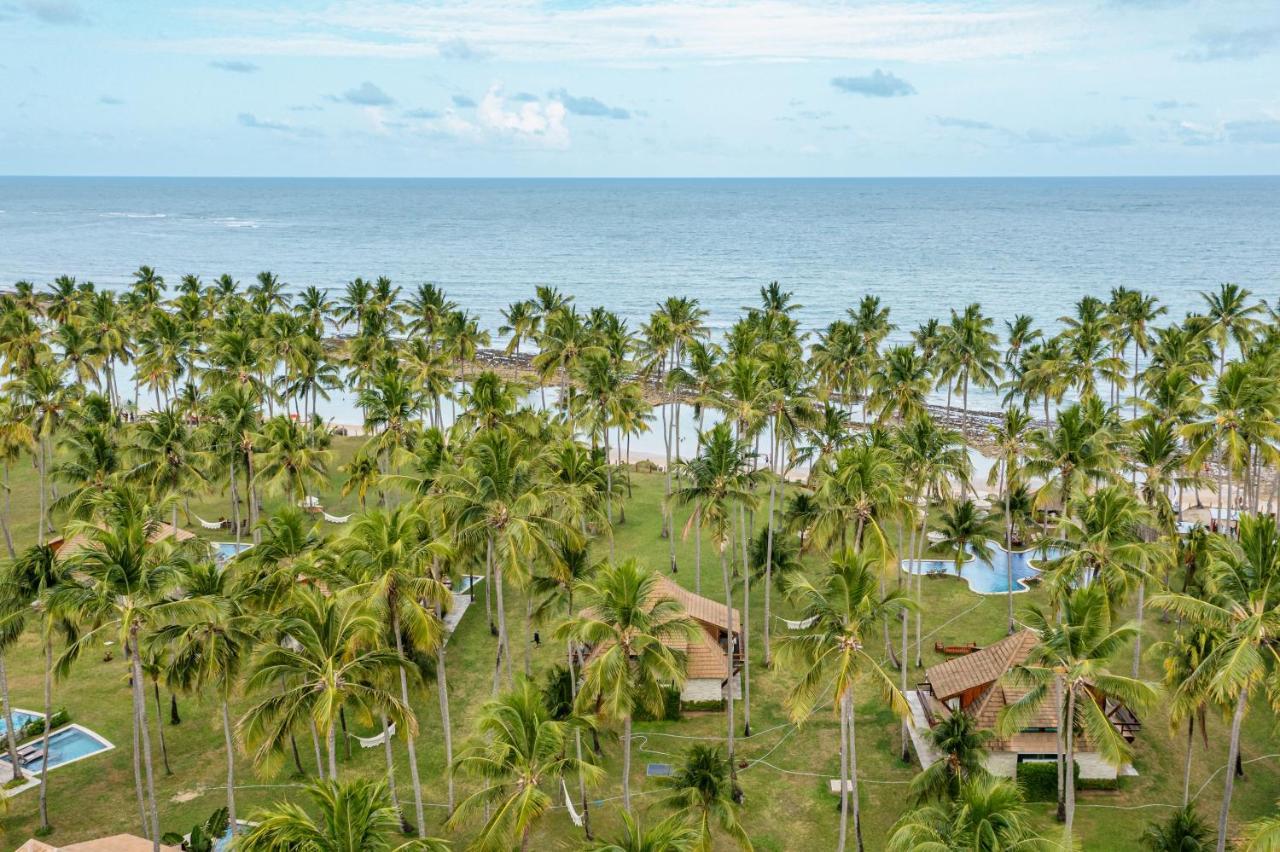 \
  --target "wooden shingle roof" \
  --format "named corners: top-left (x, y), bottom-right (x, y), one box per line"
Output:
top-left (924, 630), bottom-right (1039, 701)
top-left (648, 574), bottom-right (740, 634)
top-left (50, 522), bottom-right (196, 561)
